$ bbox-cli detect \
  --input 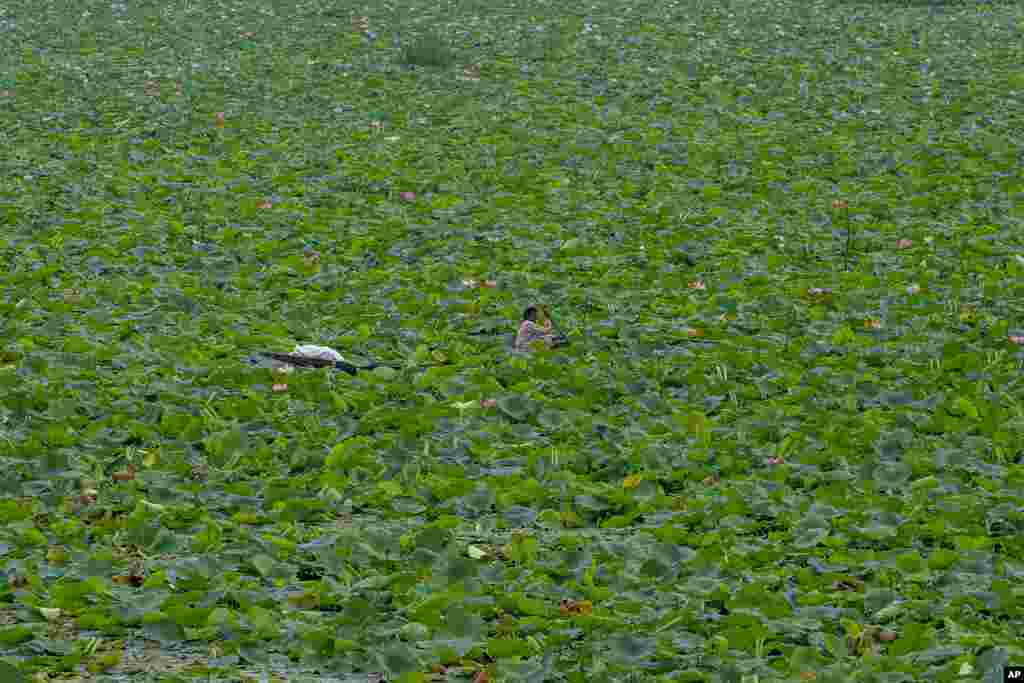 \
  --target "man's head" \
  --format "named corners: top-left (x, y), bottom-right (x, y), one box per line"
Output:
top-left (522, 305), bottom-right (540, 322)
